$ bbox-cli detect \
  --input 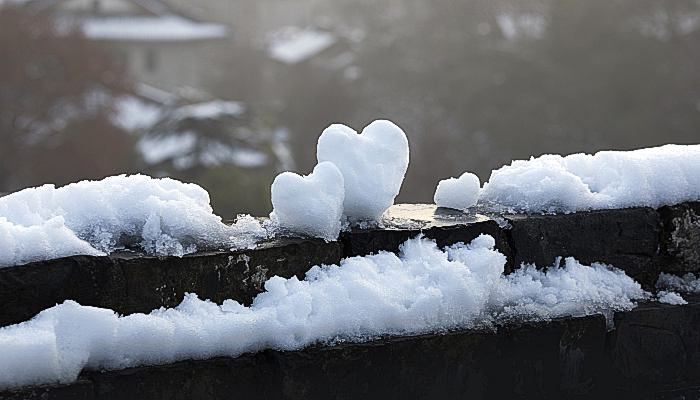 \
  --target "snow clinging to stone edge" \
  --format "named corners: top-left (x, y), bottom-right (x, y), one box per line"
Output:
top-left (0, 175), bottom-right (265, 267)
top-left (0, 235), bottom-right (648, 389)
top-left (478, 144), bottom-right (700, 213)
